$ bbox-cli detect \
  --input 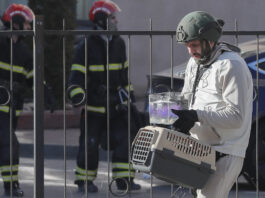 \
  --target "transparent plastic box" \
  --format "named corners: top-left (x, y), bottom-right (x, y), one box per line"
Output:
top-left (149, 92), bottom-right (188, 125)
